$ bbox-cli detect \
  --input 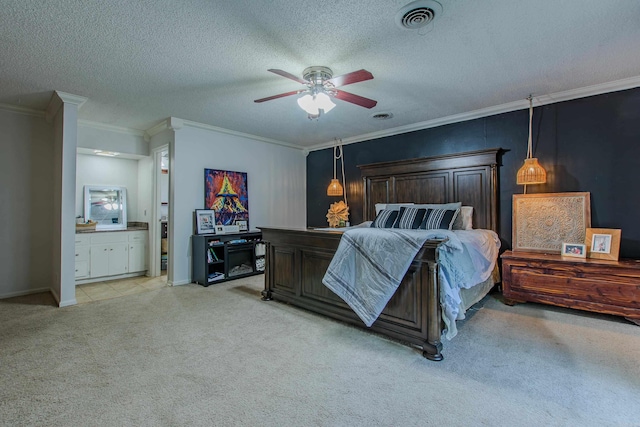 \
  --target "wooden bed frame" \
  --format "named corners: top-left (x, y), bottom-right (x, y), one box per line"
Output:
top-left (260, 148), bottom-right (501, 360)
